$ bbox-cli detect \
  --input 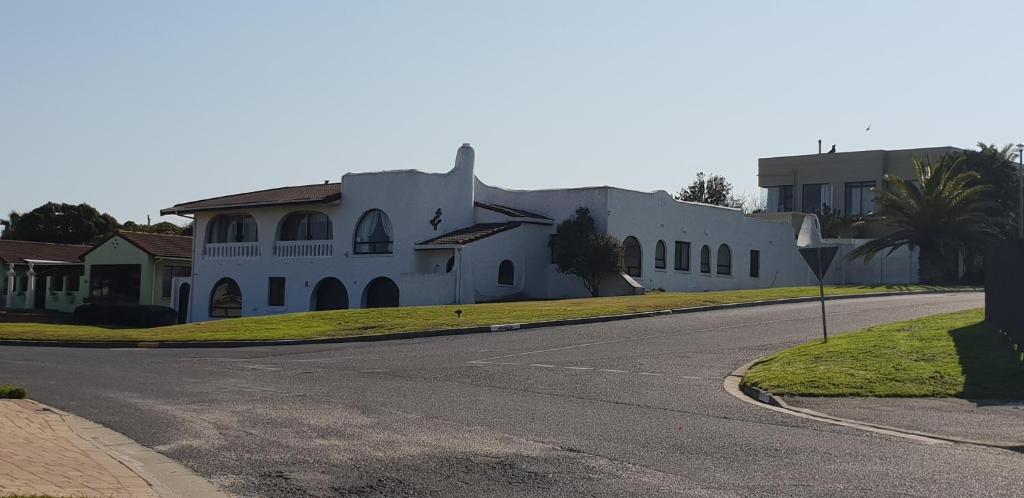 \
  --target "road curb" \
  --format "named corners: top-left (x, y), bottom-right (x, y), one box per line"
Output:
top-left (0, 288), bottom-right (979, 349)
top-left (727, 353), bottom-right (1024, 452)
top-left (33, 400), bottom-right (230, 498)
